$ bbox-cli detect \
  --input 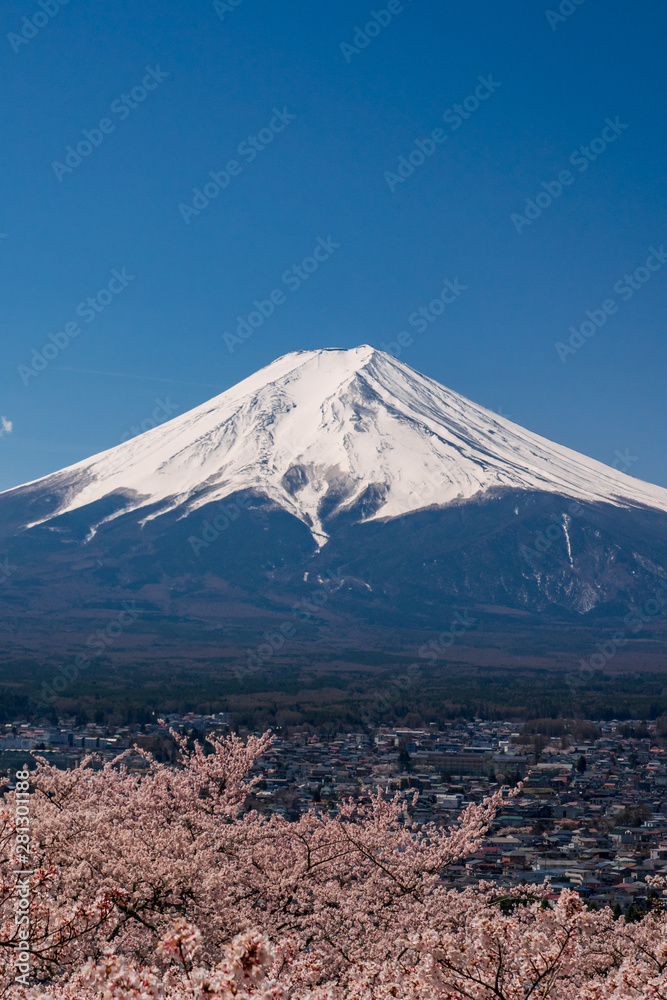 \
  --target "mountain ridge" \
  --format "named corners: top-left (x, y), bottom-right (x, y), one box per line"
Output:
top-left (3, 346), bottom-right (667, 547)
top-left (2, 347), bottom-right (667, 681)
